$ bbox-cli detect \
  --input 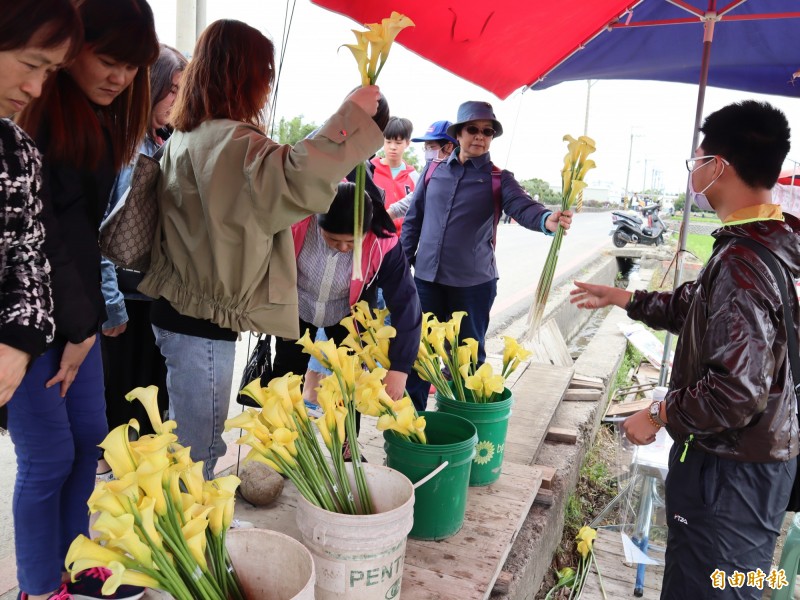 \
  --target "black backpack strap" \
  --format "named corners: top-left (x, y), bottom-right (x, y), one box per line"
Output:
top-left (735, 237), bottom-right (800, 399)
